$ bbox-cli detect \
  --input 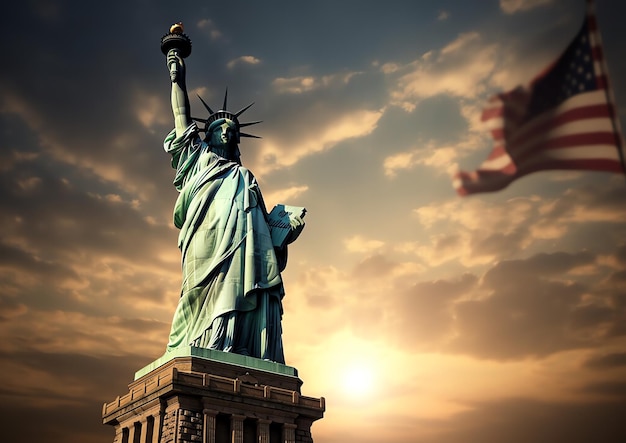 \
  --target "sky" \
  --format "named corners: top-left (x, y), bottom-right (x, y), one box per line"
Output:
top-left (1, 0), bottom-right (626, 442)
